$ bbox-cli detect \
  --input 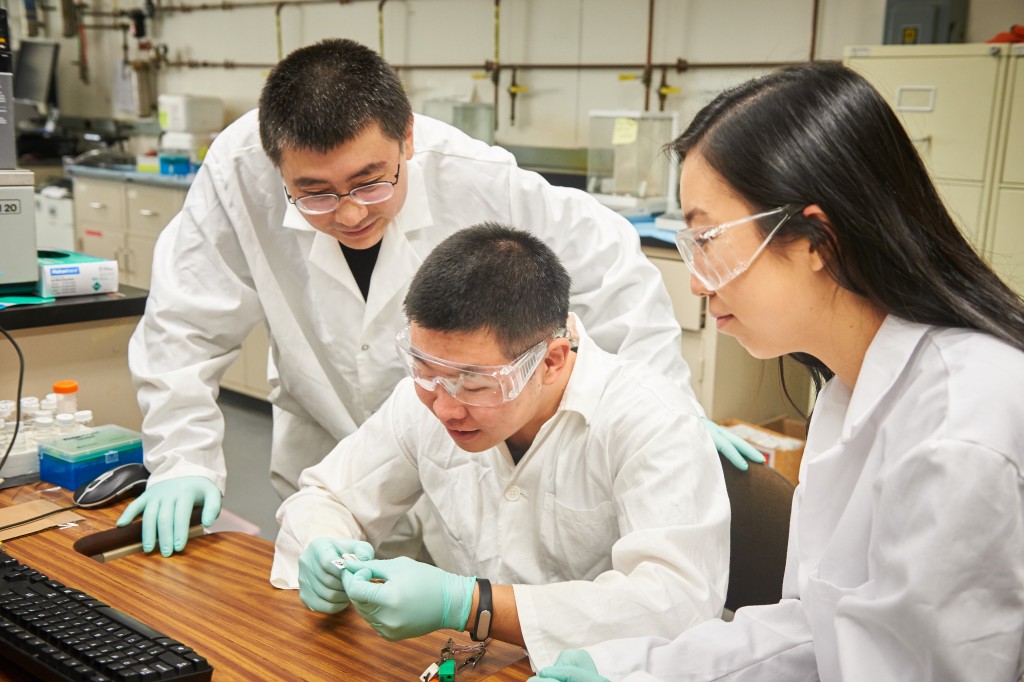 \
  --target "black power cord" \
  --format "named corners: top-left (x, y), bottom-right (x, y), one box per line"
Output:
top-left (0, 321), bottom-right (25, 482)
top-left (0, 504), bottom-right (80, 533)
